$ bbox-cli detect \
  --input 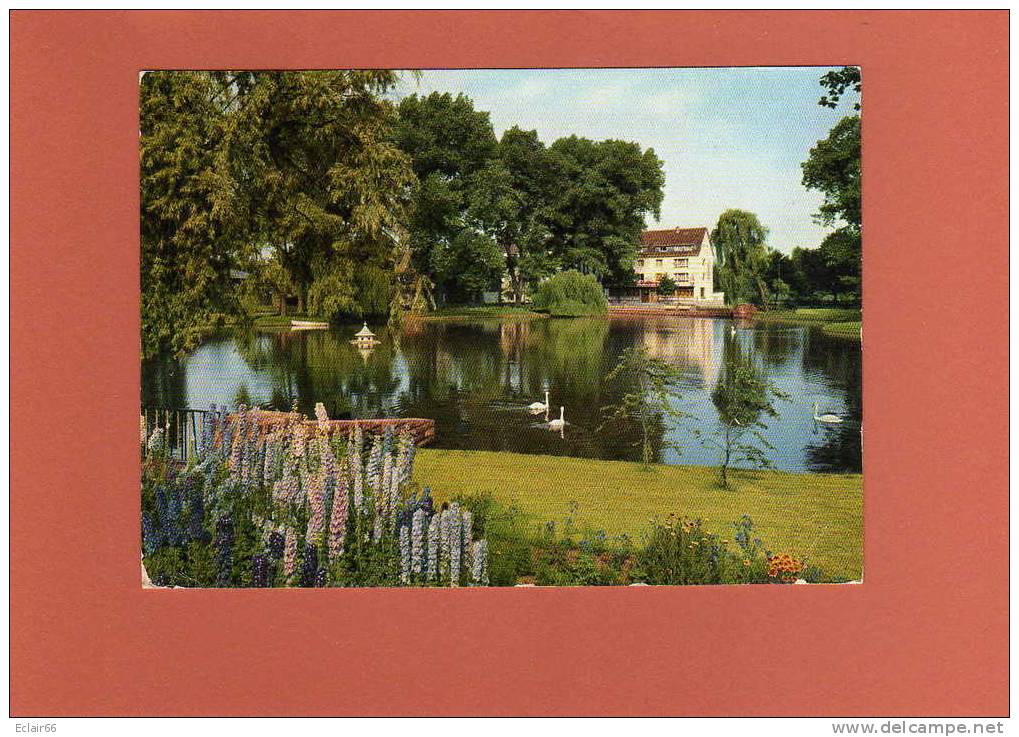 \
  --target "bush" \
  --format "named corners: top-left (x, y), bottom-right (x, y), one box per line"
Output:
top-left (530, 270), bottom-right (608, 317)
top-left (632, 514), bottom-right (818, 585)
